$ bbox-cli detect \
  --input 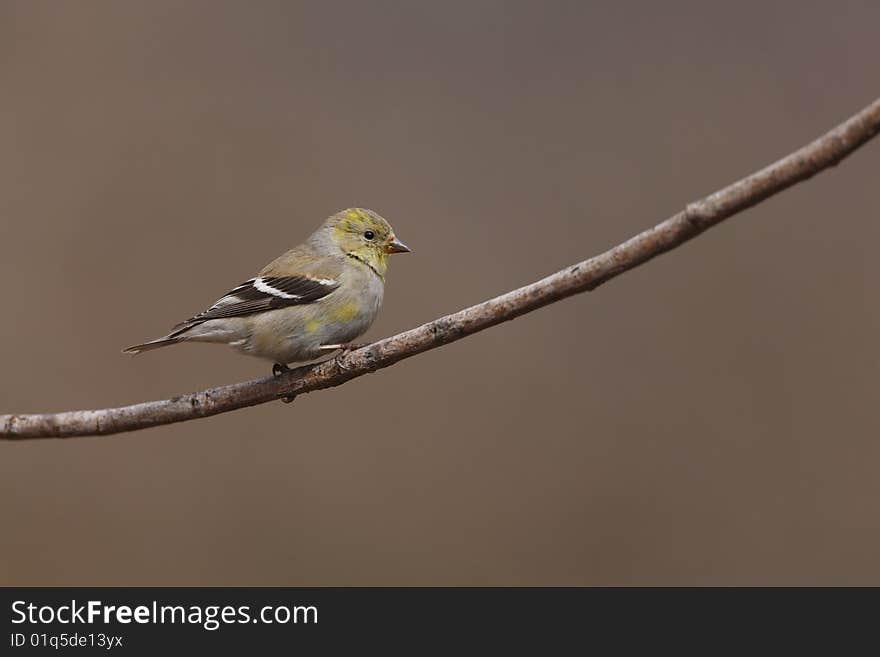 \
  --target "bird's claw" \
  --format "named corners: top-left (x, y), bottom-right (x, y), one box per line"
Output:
top-left (326, 343), bottom-right (369, 371)
top-left (272, 363), bottom-right (296, 403)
